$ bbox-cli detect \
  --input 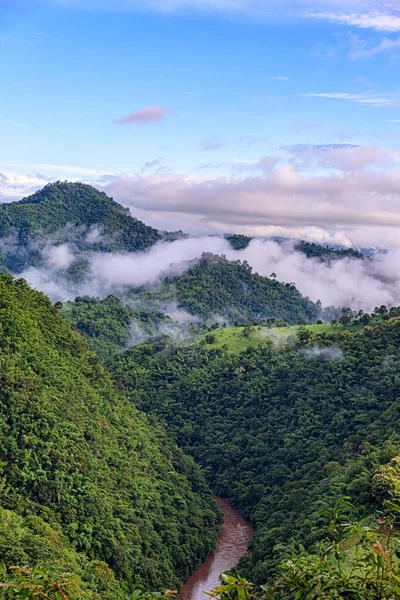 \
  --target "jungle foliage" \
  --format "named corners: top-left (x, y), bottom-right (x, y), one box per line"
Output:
top-left (0, 274), bottom-right (220, 598)
top-left (0, 182), bottom-right (160, 271)
top-left (111, 316), bottom-right (400, 586)
top-left (294, 241), bottom-right (365, 261)
top-left (137, 254), bottom-right (320, 324)
top-left (61, 295), bottom-right (171, 360)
